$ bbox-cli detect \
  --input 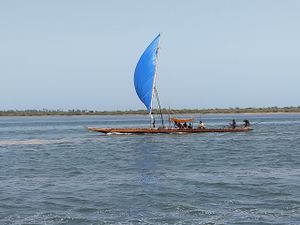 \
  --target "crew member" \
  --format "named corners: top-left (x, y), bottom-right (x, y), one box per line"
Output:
top-left (151, 114), bottom-right (155, 128)
top-left (199, 121), bottom-right (206, 129)
top-left (231, 119), bottom-right (236, 128)
top-left (243, 119), bottom-right (250, 127)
